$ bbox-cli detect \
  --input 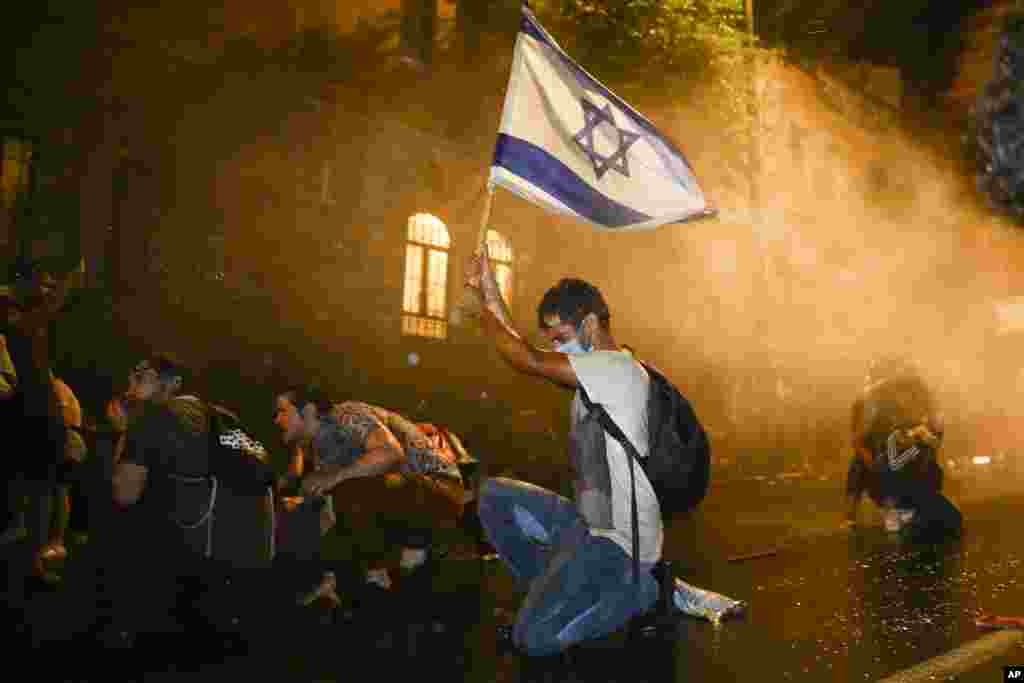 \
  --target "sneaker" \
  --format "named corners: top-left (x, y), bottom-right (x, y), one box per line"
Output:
top-left (298, 571), bottom-right (341, 607)
top-left (0, 526), bottom-right (27, 545)
top-left (672, 578), bottom-right (746, 625)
